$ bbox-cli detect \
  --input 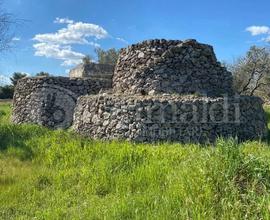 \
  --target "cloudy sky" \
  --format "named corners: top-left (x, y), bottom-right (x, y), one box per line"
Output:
top-left (0, 0), bottom-right (269, 84)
